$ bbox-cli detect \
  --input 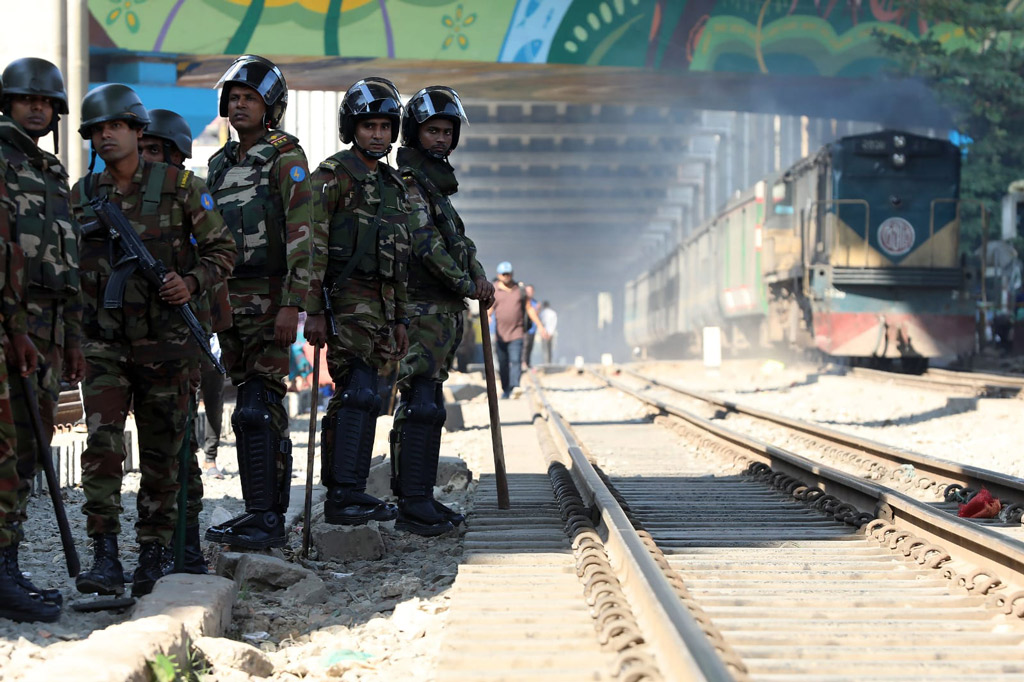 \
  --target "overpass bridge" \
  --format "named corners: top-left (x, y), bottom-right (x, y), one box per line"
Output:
top-left (13, 0), bottom-right (987, 359)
